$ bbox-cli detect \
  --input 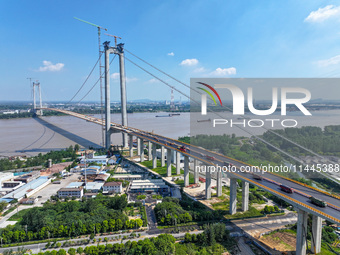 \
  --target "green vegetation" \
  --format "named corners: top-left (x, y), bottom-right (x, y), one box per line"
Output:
top-left (154, 196), bottom-right (223, 226)
top-left (27, 224), bottom-right (236, 255)
top-left (152, 194), bottom-right (162, 200)
top-left (140, 160), bottom-right (194, 186)
top-left (0, 195), bottom-right (146, 245)
top-left (136, 195), bottom-right (146, 200)
top-left (0, 145), bottom-right (79, 171)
